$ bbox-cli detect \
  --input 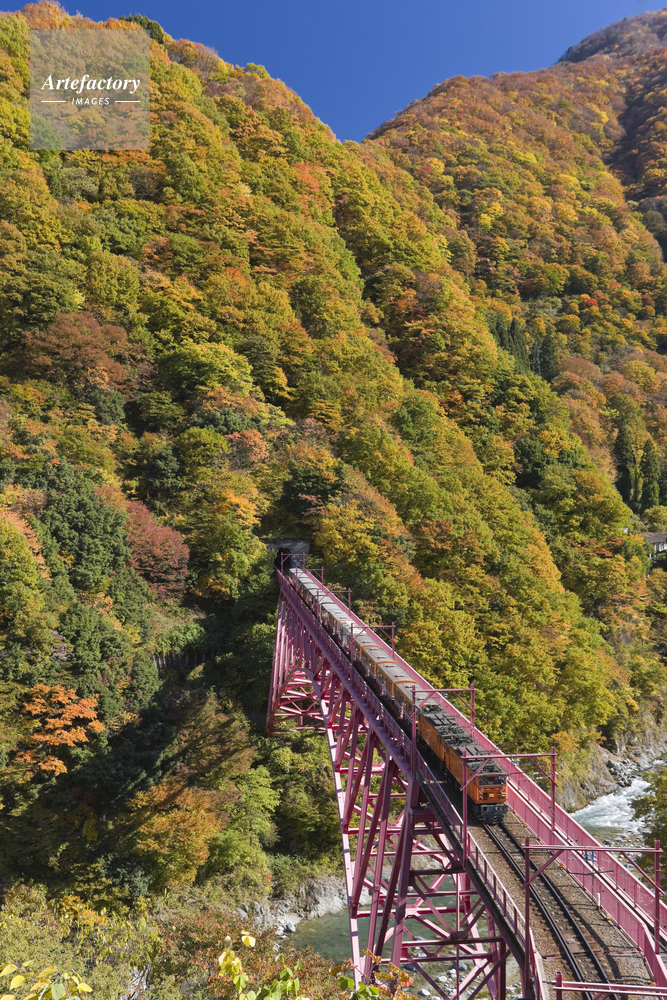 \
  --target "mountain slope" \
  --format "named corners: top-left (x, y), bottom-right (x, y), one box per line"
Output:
top-left (0, 1), bottom-right (665, 910)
